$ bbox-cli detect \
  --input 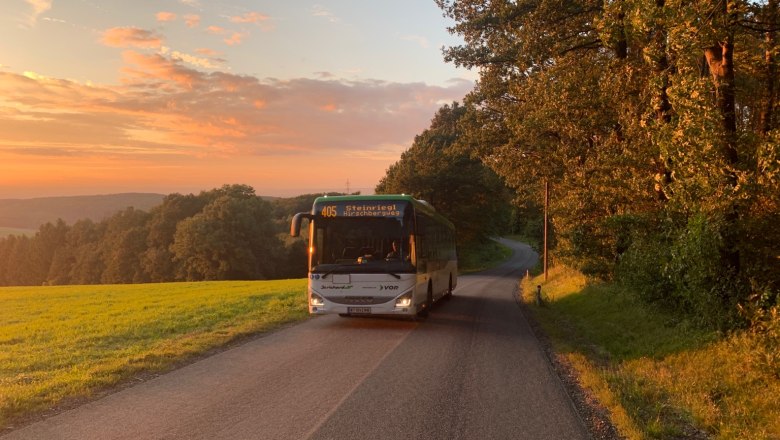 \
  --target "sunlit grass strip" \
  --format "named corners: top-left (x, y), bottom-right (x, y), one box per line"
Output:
top-left (0, 280), bottom-right (308, 429)
top-left (521, 266), bottom-right (780, 439)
